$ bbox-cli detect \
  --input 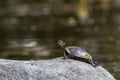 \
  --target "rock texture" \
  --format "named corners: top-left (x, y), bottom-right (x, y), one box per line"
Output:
top-left (0, 57), bottom-right (116, 80)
